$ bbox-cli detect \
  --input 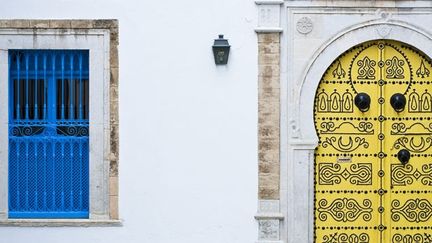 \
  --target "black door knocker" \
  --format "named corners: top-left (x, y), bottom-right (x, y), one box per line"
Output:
top-left (354, 93), bottom-right (371, 112)
top-left (390, 93), bottom-right (406, 112)
top-left (397, 149), bottom-right (410, 165)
